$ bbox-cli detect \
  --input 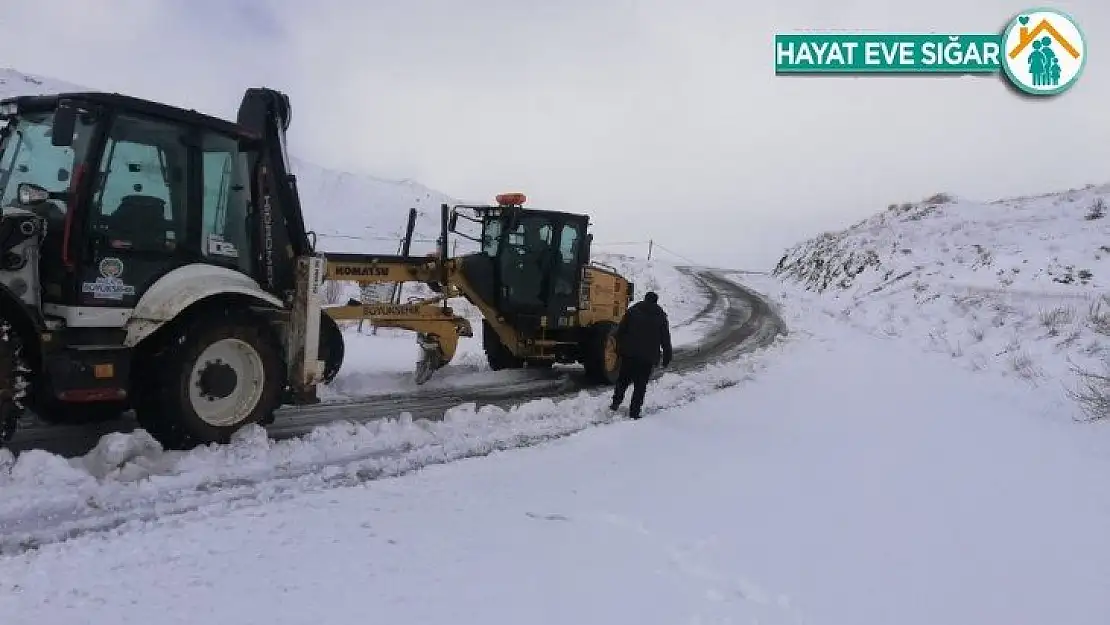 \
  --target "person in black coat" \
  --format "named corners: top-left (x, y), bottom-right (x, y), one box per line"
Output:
top-left (609, 291), bottom-right (672, 419)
